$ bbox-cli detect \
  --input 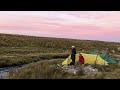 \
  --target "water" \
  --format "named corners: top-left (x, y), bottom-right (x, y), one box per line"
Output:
top-left (0, 59), bottom-right (64, 79)
top-left (0, 66), bottom-right (22, 79)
